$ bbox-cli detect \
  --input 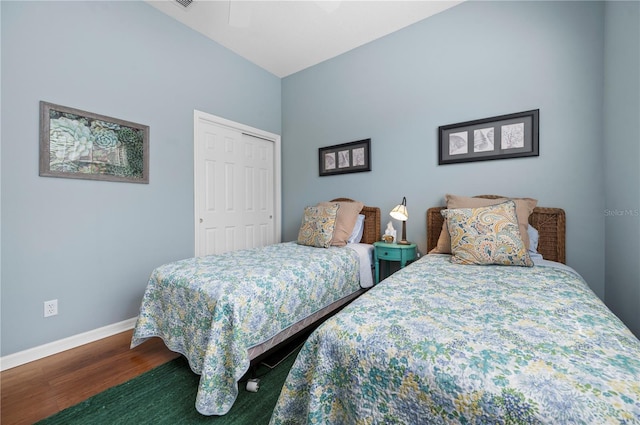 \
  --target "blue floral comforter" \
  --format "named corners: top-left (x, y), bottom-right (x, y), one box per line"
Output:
top-left (270, 254), bottom-right (640, 424)
top-left (131, 242), bottom-right (361, 416)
